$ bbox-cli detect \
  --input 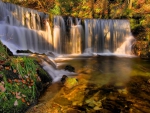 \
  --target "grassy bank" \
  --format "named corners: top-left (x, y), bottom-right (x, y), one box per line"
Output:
top-left (0, 41), bottom-right (52, 112)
